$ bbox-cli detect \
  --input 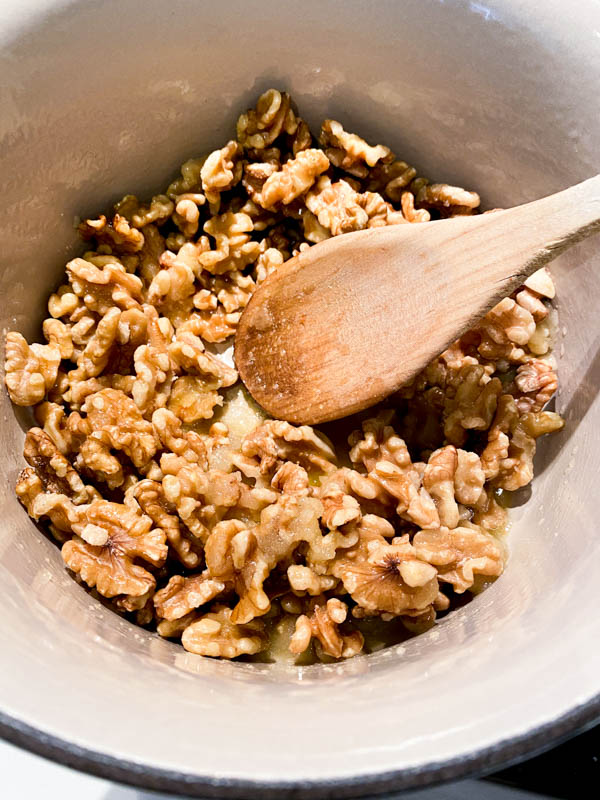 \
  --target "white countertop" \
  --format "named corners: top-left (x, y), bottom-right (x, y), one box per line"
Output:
top-left (0, 737), bottom-right (552, 800)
